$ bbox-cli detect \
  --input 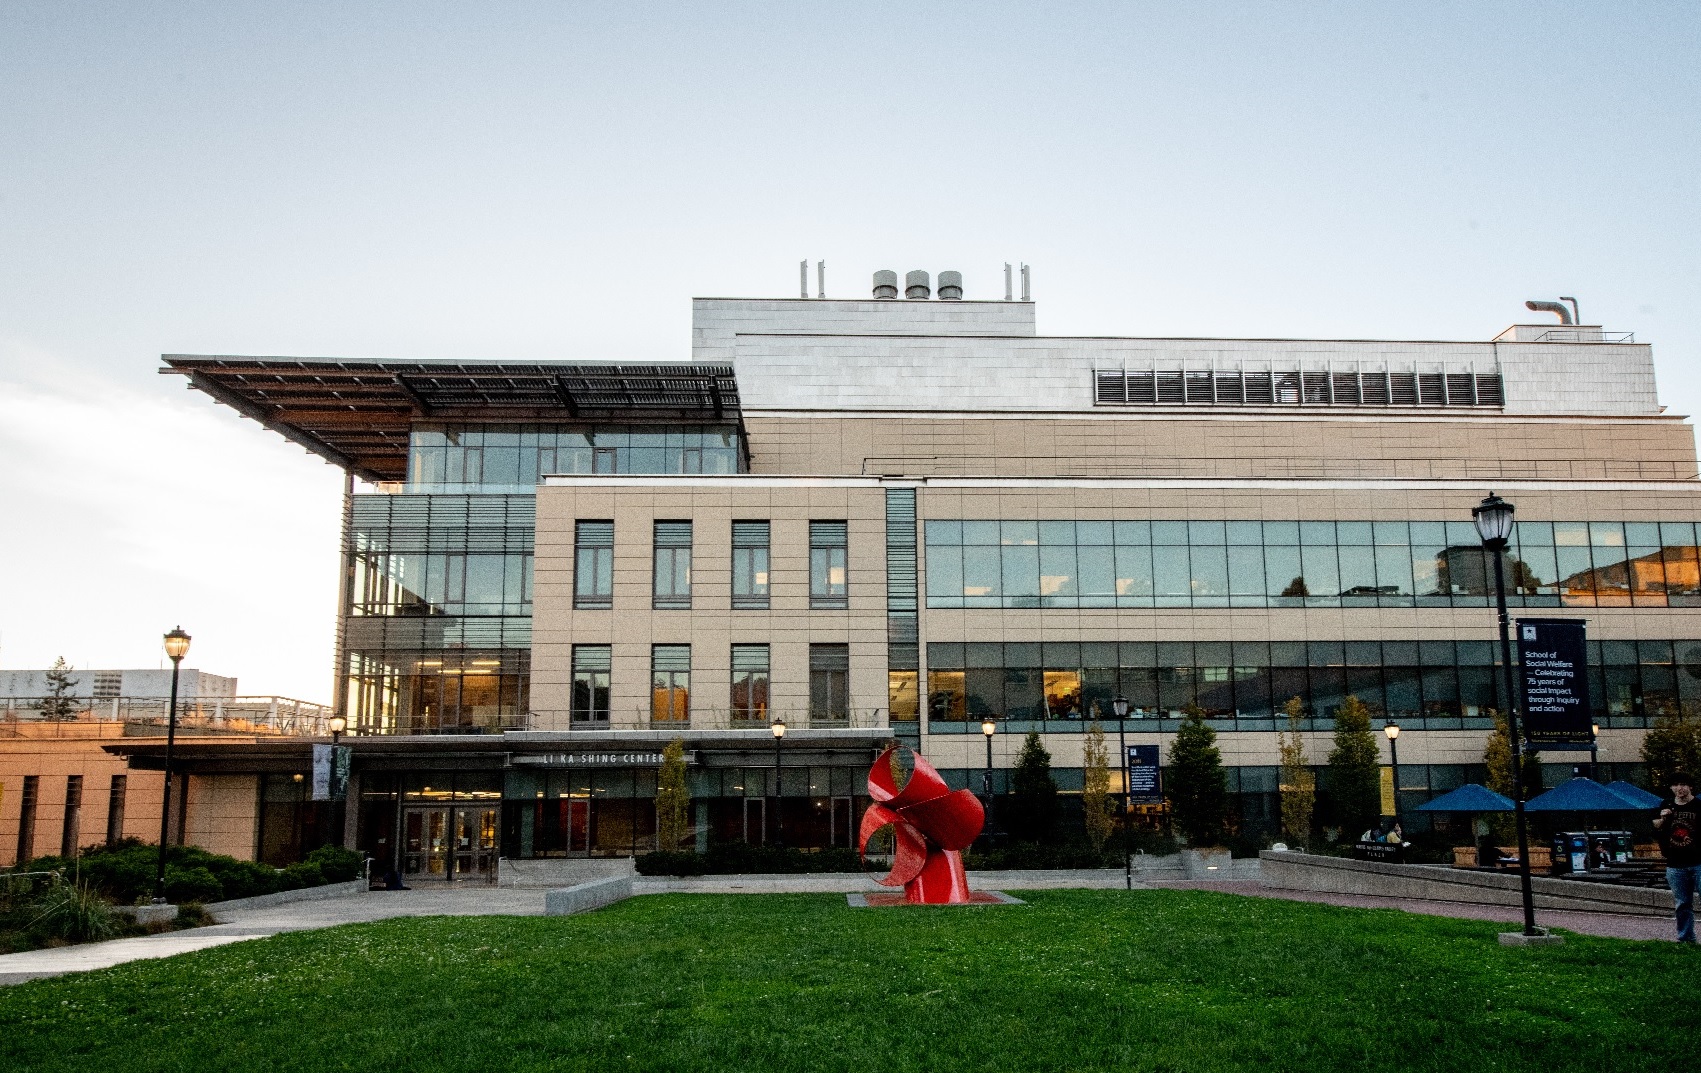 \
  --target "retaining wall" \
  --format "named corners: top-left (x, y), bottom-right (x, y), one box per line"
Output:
top-left (1259, 851), bottom-right (1669, 917)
